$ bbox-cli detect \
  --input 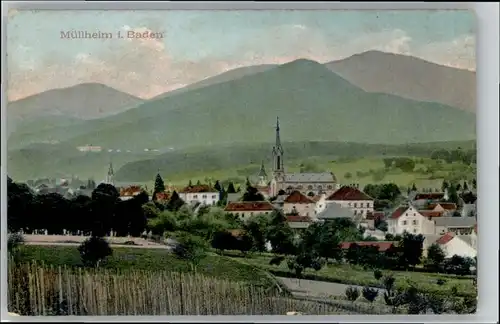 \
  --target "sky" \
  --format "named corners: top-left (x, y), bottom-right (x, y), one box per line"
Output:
top-left (7, 10), bottom-right (476, 101)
